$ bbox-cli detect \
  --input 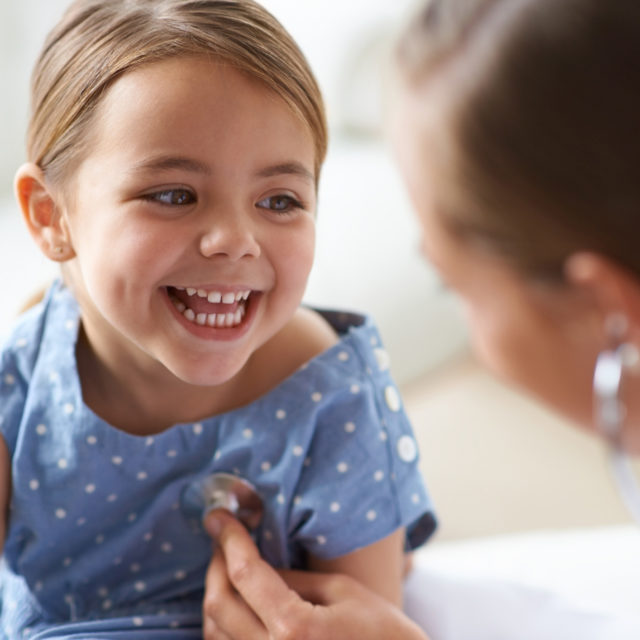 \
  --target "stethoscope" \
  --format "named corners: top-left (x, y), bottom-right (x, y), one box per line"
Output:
top-left (593, 331), bottom-right (640, 524)
top-left (181, 472), bottom-right (264, 530)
